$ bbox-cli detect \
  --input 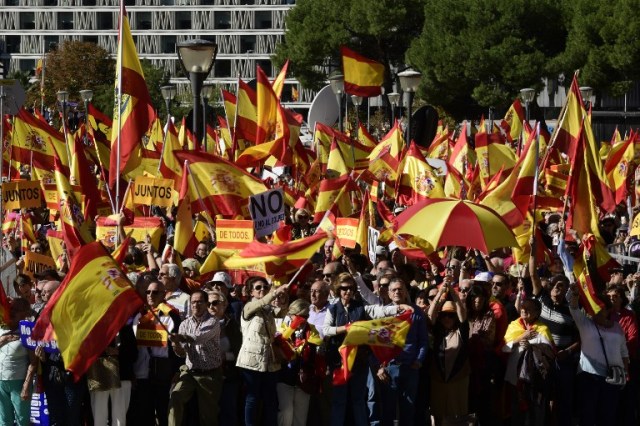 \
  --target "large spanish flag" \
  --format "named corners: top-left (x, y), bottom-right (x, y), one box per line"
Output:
top-left (341, 46), bottom-right (384, 97)
top-left (223, 232), bottom-right (328, 277)
top-left (32, 241), bottom-right (143, 381)
top-left (110, 2), bottom-right (155, 187)
top-left (174, 150), bottom-right (268, 218)
top-left (396, 141), bottom-right (445, 205)
top-left (334, 311), bottom-right (413, 385)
